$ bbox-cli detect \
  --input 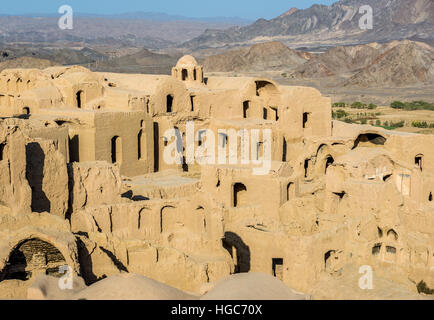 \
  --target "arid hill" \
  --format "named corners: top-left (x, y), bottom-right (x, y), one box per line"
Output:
top-left (0, 46), bottom-right (106, 66)
top-left (343, 41), bottom-right (434, 87)
top-left (287, 40), bottom-right (434, 87)
top-left (92, 48), bottom-right (179, 75)
top-left (202, 41), bottom-right (308, 72)
top-left (0, 57), bottom-right (58, 71)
